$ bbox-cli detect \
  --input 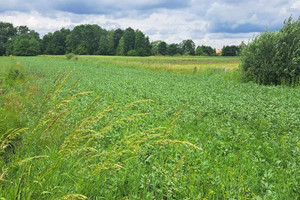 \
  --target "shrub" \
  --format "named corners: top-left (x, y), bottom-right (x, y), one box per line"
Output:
top-left (65, 53), bottom-right (78, 60)
top-left (241, 17), bottom-right (300, 86)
